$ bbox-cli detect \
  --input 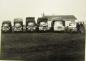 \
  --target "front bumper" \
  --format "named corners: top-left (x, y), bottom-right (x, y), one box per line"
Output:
top-left (13, 27), bottom-right (22, 32)
top-left (26, 27), bottom-right (36, 31)
top-left (1, 27), bottom-right (11, 32)
top-left (54, 27), bottom-right (65, 31)
top-left (68, 27), bottom-right (77, 32)
top-left (39, 27), bottom-right (49, 31)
